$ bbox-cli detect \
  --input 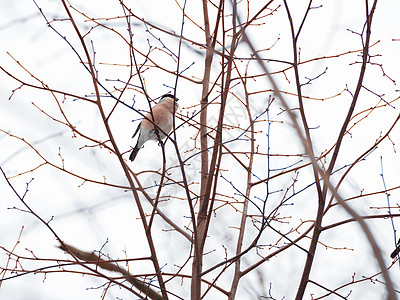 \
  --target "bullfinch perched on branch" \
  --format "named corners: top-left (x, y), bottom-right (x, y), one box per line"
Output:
top-left (129, 94), bottom-right (179, 161)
